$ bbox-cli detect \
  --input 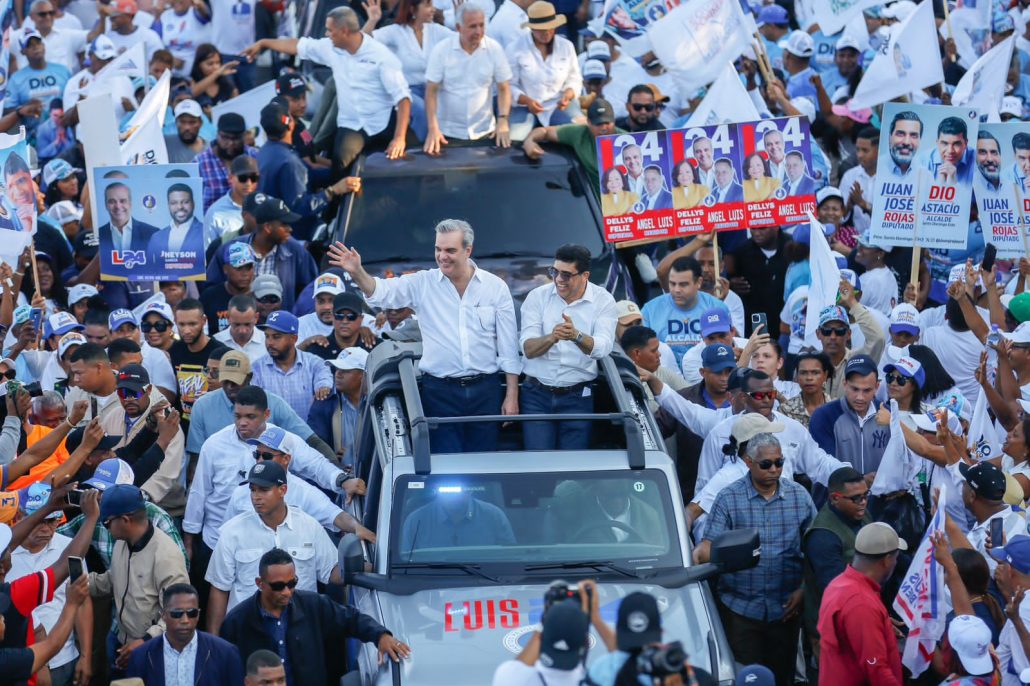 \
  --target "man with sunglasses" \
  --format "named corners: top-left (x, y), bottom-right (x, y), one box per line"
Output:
top-left (614, 84), bottom-right (662, 133)
top-left (106, 310), bottom-right (179, 404)
top-left (126, 583), bottom-right (244, 686)
top-left (204, 157), bottom-right (260, 251)
top-left (196, 114), bottom-right (259, 212)
top-left (815, 279), bottom-right (886, 398)
top-left (301, 289), bottom-right (377, 363)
